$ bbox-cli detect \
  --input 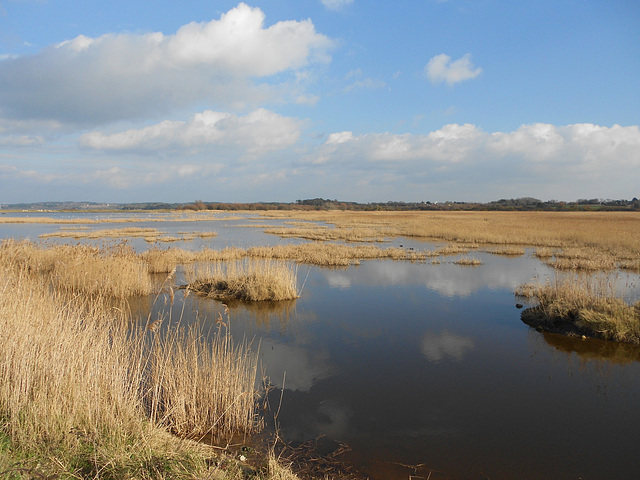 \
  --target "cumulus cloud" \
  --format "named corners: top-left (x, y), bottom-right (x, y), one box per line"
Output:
top-left (314, 123), bottom-right (640, 167)
top-left (425, 53), bottom-right (482, 85)
top-left (321, 0), bottom-right (354, 11)
top-left (303, 123), bottom-right (640, 200)
top-left (312, 123), bottom-right (485, 163)
top-left (81, 108), bottom-right (302, 155)
top-left (326, 131), bottom-right (354, 145)
top-left (0, 3), bottom-right (333, 126)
